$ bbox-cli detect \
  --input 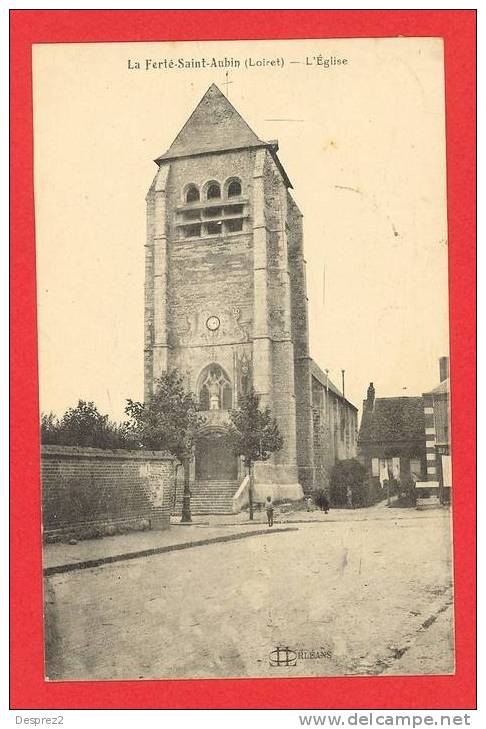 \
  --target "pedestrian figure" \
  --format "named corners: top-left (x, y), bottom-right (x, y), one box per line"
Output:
top-left (265, 495), bottom-right (274, 527)
top-left (315, 489), bottom-right (330, 513)
top-left (321, 493), bottom-right (330, 514)
top-left (305, 495), bottom-right (313, 512)
top-left (346, 485), bottom-right (353, 508)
